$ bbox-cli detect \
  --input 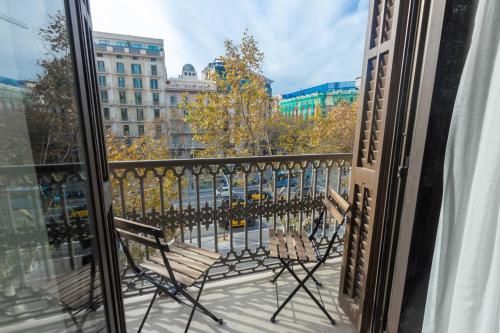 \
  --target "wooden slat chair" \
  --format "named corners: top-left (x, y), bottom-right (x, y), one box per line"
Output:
top-left (114, 217), bottom-right (223, 332)
top-left (268, 188), bottom-right (350, 325)
top-left (42, 261), bottom-right (102, 331)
